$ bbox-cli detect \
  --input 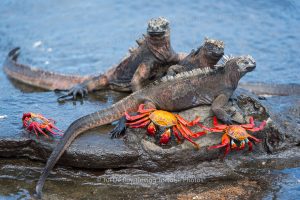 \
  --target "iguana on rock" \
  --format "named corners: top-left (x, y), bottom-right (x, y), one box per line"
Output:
top-left (35, 55), bottom-right (256, 198)
top-left (3, 17), bottom-right (182, 100)
top-left (167, 38), bottom-right (224, 76)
